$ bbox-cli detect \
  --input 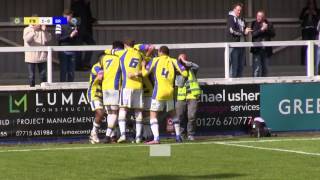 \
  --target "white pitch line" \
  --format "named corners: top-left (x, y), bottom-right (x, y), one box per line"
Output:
top-left (216, 142), bottom-right (320, 157)
top-left (218, 137), bottom-right (320, 144)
